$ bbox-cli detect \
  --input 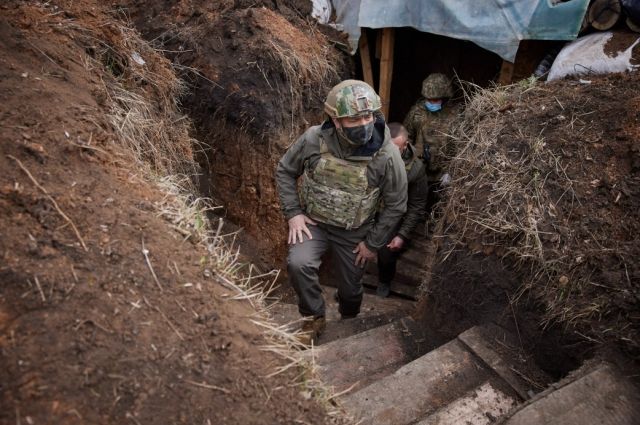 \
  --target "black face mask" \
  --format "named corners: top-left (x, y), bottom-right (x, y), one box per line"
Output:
top-left (341, 121), bottom-right (375, 146)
